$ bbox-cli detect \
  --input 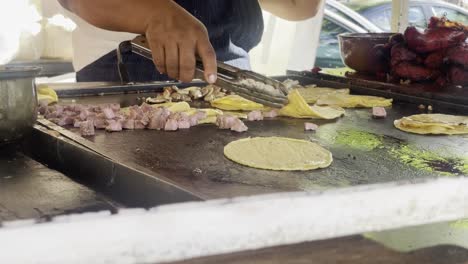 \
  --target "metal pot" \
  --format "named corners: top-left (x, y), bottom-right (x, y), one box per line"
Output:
top-left (0, 66), bottom-right (41, 145)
